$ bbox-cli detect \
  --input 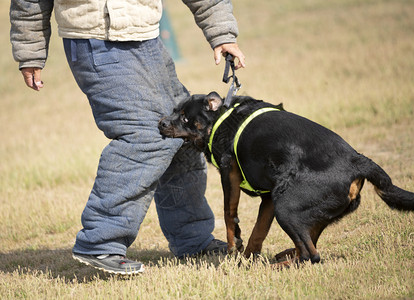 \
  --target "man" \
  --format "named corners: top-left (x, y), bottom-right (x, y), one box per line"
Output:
top-left (10, 0), bottom-right (245, 275)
